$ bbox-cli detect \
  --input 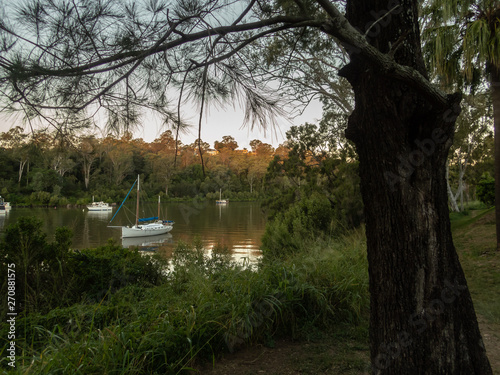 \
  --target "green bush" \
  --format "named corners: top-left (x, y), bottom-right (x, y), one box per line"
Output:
top-left (29, 191), bottom-right (52, 205)
top-left (261, 193), bottom-right (334, 258)
top-left (0, 218), bottom-right (167, 316)
top-left (0, 230), bottom-right (368, 374)
top-left (0, 217), bottom-right (74, 315)
top-left (477, 173), bottom-right (495, 206)
top-left (69, 240), bottom-right (167, 302)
